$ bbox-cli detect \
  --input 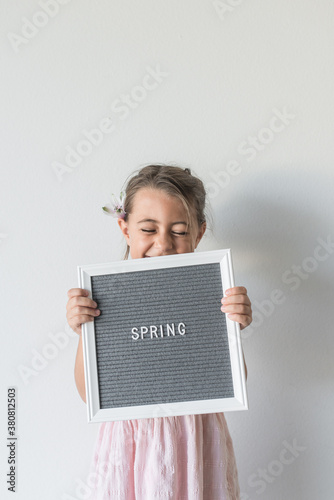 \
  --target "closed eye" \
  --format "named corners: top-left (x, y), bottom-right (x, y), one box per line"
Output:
top-left (141, 229), bottom-right (188, 235)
